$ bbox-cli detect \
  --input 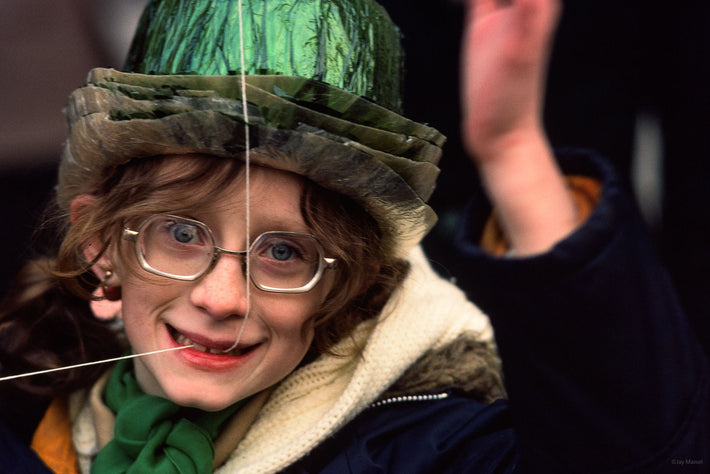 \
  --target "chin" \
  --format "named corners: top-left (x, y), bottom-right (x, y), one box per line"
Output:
top-left (167, 389), bottom-right (242, 412)
top-left (148, 375), bottom-right (244, 411)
